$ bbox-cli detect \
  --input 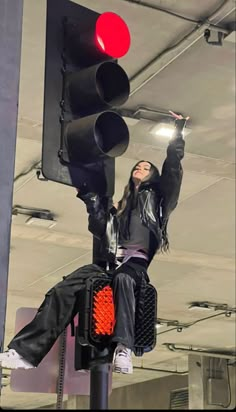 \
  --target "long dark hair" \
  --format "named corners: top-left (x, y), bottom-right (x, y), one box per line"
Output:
top-left (116, 161), bottom-right (157, 215)
top-left (116, 160), bottom-right (169, 252)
